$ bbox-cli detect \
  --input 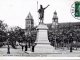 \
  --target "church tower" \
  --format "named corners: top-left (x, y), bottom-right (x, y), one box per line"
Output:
top-left (25, 12), bottom-right (34, 30)
top-left (52, 11), bottom-right (58, 29)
